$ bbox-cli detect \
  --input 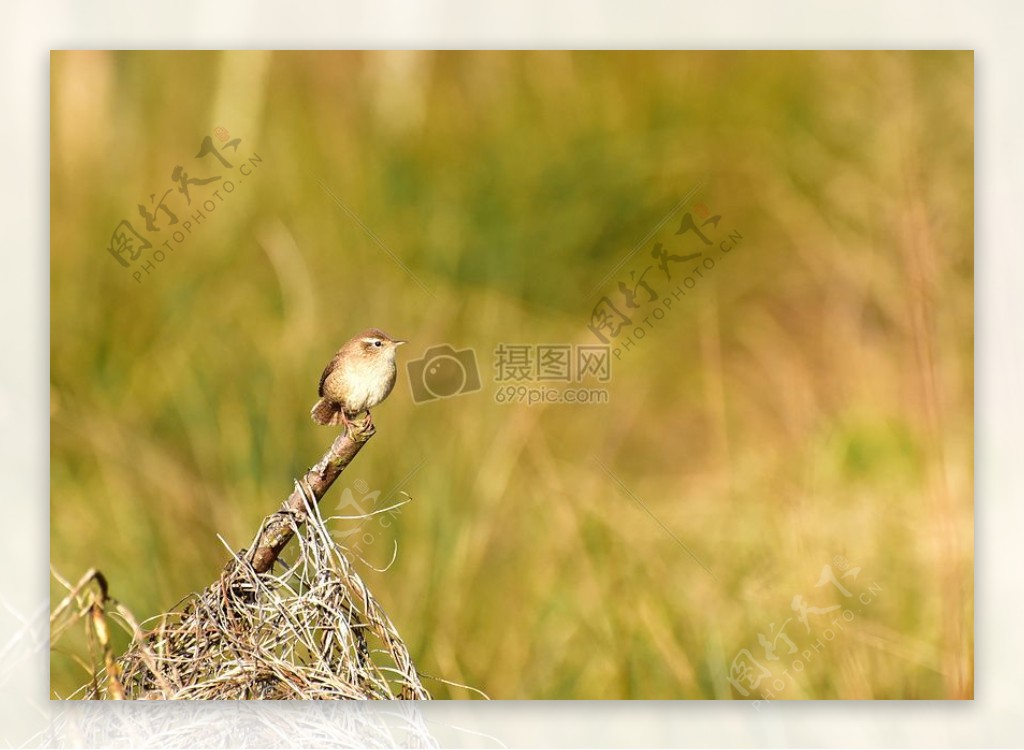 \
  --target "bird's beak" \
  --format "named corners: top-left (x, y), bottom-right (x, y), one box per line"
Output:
top-left (394, 340), bottom-right (407, 346)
